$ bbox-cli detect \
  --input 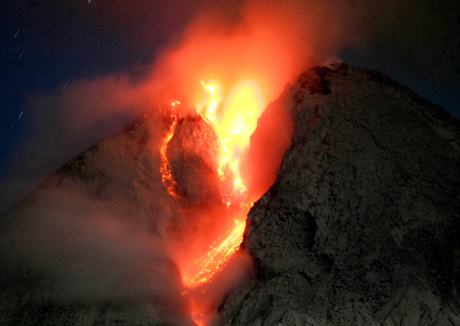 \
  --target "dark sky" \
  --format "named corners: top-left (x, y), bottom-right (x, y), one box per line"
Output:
top-left (0, 0), bottom-right (459, 213)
